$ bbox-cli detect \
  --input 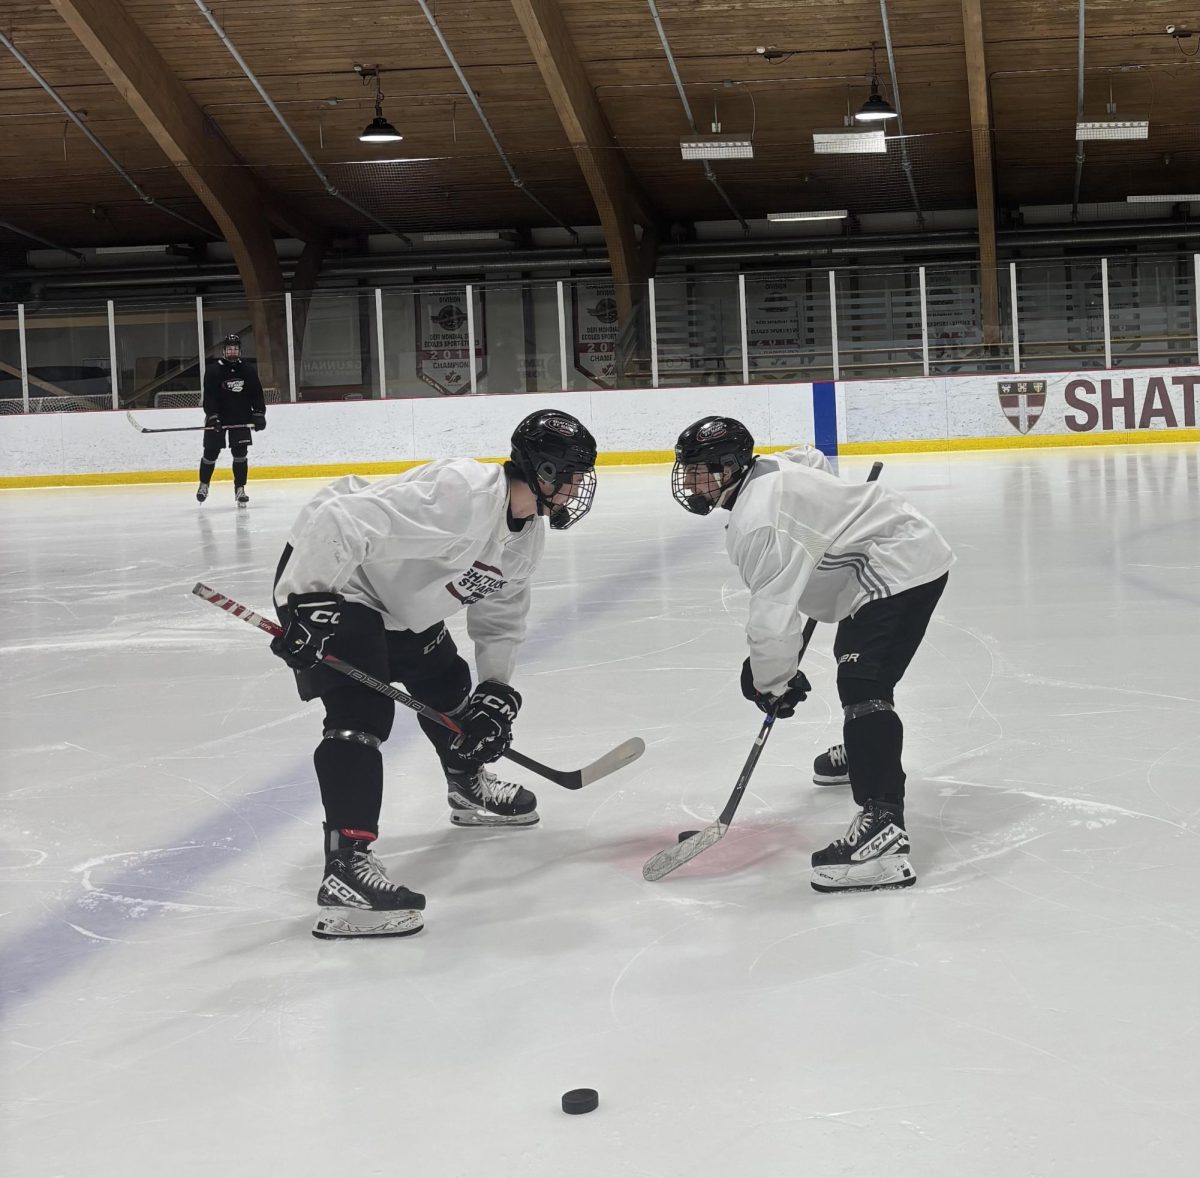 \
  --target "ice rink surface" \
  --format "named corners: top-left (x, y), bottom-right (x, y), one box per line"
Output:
top-left (3, 445), bottom-right (1199, 1177)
